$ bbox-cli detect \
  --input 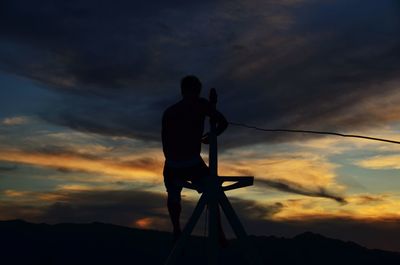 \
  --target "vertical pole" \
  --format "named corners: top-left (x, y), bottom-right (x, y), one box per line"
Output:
top-left (209, 88), bottom-right (218, 176)
top-left (207, 88), bottom-right (219, 265)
